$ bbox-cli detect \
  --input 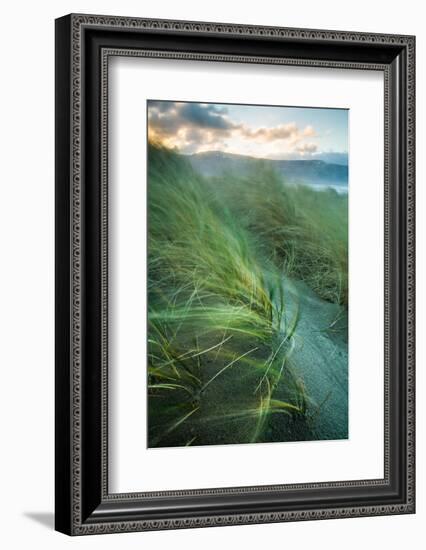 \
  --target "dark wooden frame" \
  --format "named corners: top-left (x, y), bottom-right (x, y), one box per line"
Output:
top-left (55, 13), bottom-right (415, 535)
